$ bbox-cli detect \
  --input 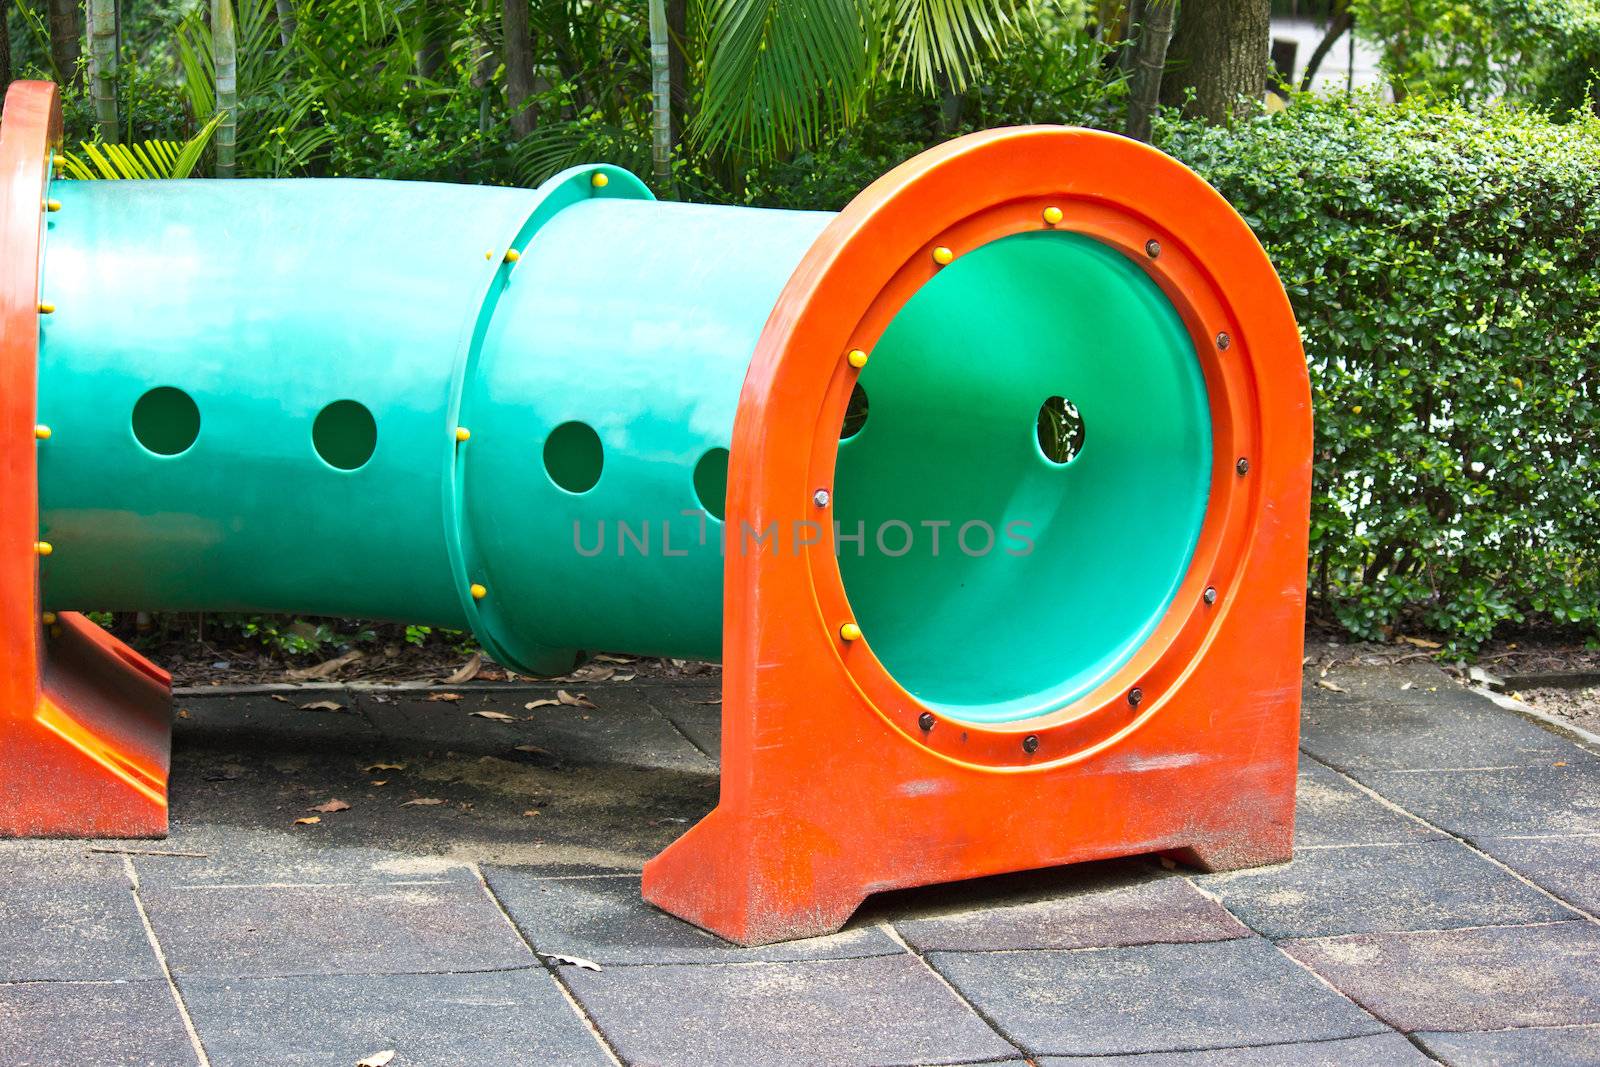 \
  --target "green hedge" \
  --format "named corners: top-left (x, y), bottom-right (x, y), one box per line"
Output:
top-left (1161, 97), bottom-right (1600, 648)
